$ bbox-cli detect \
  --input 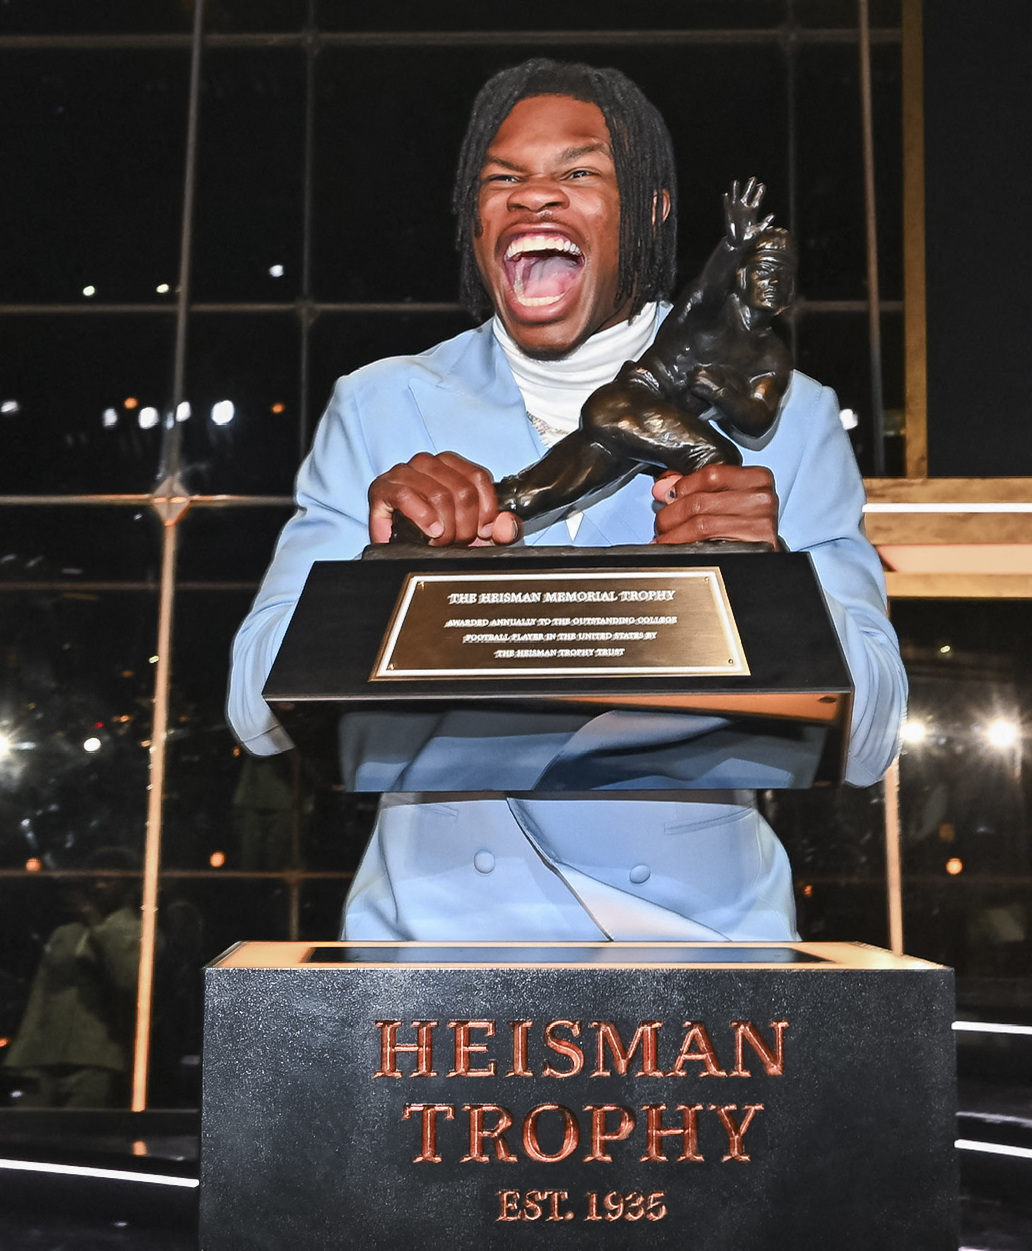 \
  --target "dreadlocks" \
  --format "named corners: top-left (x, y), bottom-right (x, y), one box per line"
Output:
top-left (453, 58), bottom-right (678, 321)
